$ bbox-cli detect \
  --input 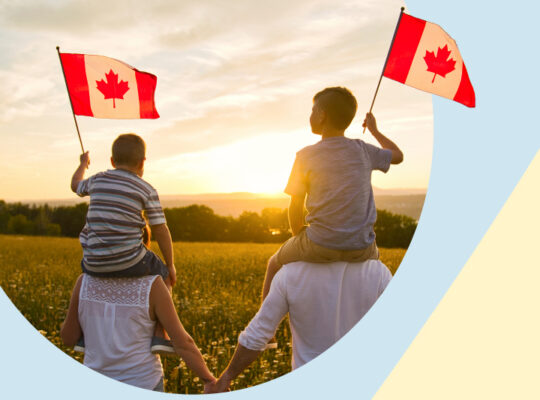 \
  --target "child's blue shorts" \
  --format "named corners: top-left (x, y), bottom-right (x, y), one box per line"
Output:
top-left (81, 250), bottom-right (169, 280)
